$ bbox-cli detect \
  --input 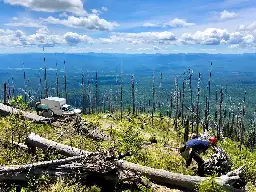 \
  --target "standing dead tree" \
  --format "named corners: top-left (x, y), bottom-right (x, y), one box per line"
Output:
top-left (174, 77), bottom-right (179, 130)
top-left (64, 60), bottom-right (67, 101)
top-left (218, 88), bottom-right (223, 140)
top-left (82, 73), bottom-right (86, 113)
top-left (196, 73), bottom-right (201, 134)
top-left (131, 75), bottom-right (135, 115)
top-left (56, 62), bottom-right (59, 97)
top-left (44, 57), bottom-right (48, 98)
